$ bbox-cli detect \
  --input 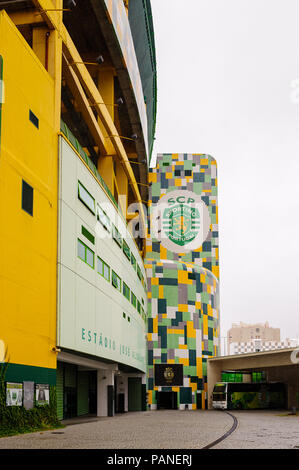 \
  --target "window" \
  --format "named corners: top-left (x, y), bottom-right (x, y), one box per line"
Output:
top-left (123, 282), bottom-right (130, 301)
top-left (131, 292), bottom-right (137, 308)
top-left (97, 204), bottom-right (111, 232)
top-left (29, 110), bottom-right (39, 129)
top-left (97, 257), bottom-right (110, 281)
top-left (131, 253), bottom-right (136, 270)
top-left (78, 181), bottom-right (95, 214)
top-left (137, 264), bottom-right (142, 280)
top-left (112, 270), bottom-right (121, 291)
top-left (81, 225), bottom-right (95, 245)
top-left (137, 300), bottom-right (141, 314)
top-left (112, 224), bottom-right (122, 247)
top-left (22, 180), bottom-right (34, 216)
top-left (123, 240), bottom-right (131, 261)
top-left (77, 239), bottom-right (94, 268)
